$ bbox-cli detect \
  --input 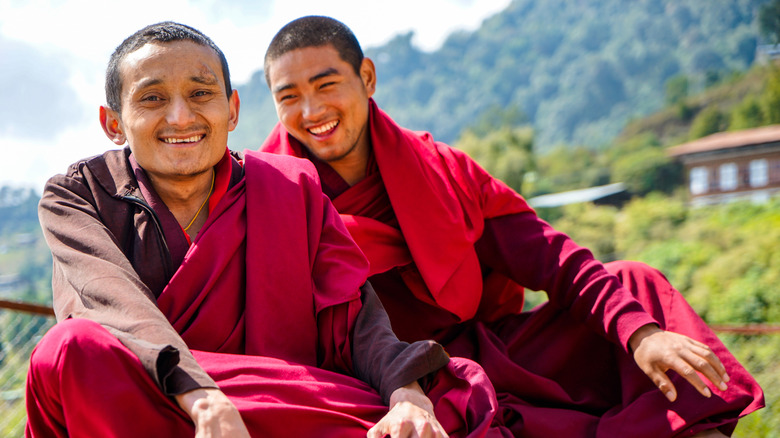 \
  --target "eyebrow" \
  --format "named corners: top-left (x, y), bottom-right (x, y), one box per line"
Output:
top-left (136, 78), bottom-right (163, 90)
top-left (272, 67), bottom-right (340, 94)
top-left (134, 74), bottom-right (219, 91)
top-left (191, 74), bottom-right (219, 86)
